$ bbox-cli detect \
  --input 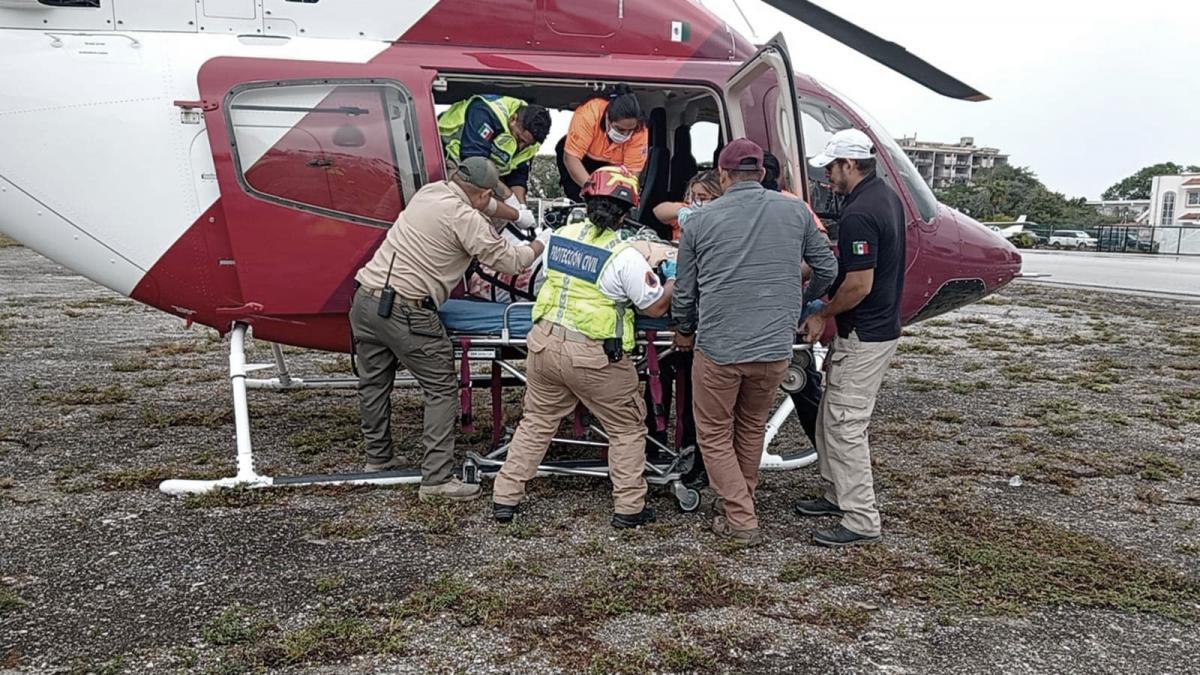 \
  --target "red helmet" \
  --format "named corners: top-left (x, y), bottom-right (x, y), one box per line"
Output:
top-left (581, 165), bottom-right (640, 208)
